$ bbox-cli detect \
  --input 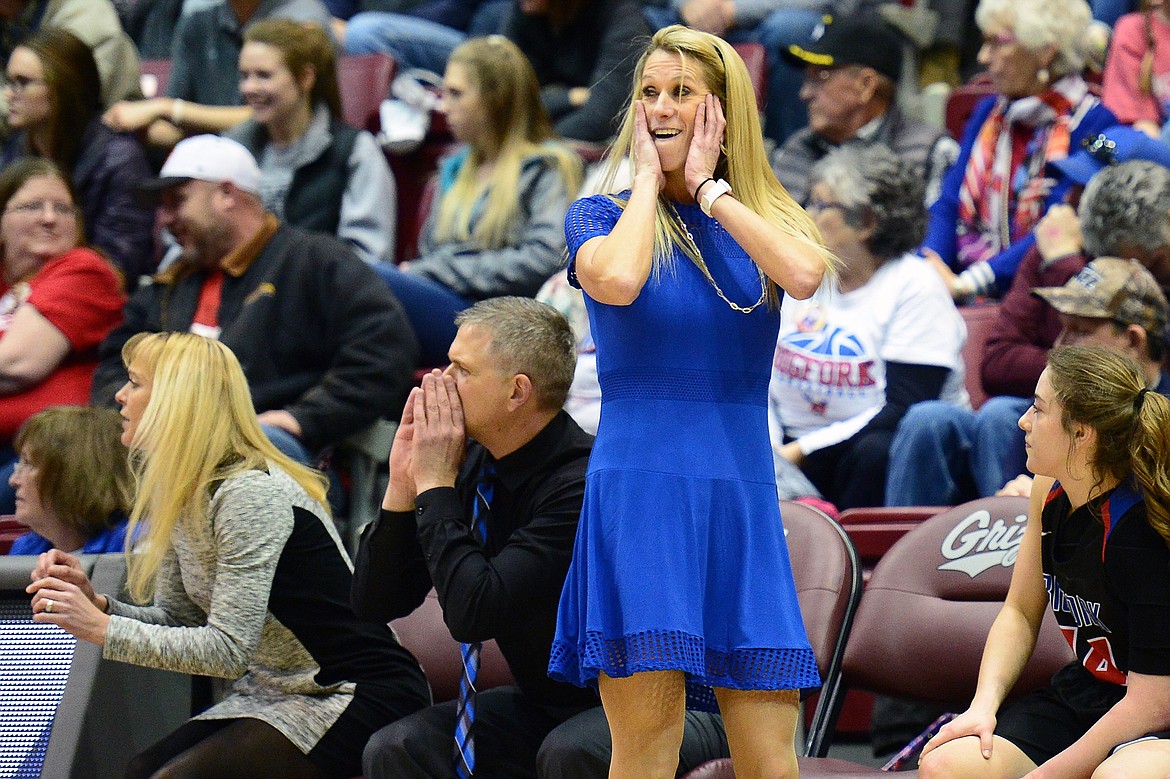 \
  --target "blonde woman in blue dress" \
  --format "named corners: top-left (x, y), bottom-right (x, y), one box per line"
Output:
top-left (549, 24), bottom-right (834, 779)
